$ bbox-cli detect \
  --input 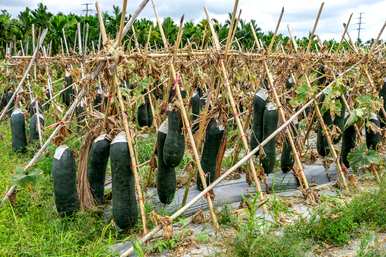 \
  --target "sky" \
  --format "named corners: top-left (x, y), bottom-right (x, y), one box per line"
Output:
top-left (0, 0), bottom-right (385, 40)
